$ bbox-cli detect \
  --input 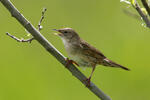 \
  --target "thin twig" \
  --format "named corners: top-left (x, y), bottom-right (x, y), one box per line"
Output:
top-left (141, 0), bottom-right (150, 16)
top-left (133, 1), bottom-right (150, 28)
top-left (6, 8), bottom-right (47, 43)
top-left (6, 32), bottom-right (34, 43)
top-left (1, 0), bottom-right (111, 100)
top-left (38, 8), bottom-right (47, 31)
